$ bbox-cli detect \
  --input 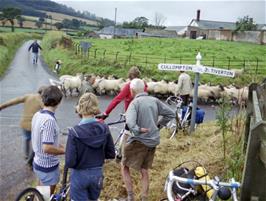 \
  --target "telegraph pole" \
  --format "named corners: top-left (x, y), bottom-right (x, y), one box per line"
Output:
top-left (114, 8), bottom-right (117, 38)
